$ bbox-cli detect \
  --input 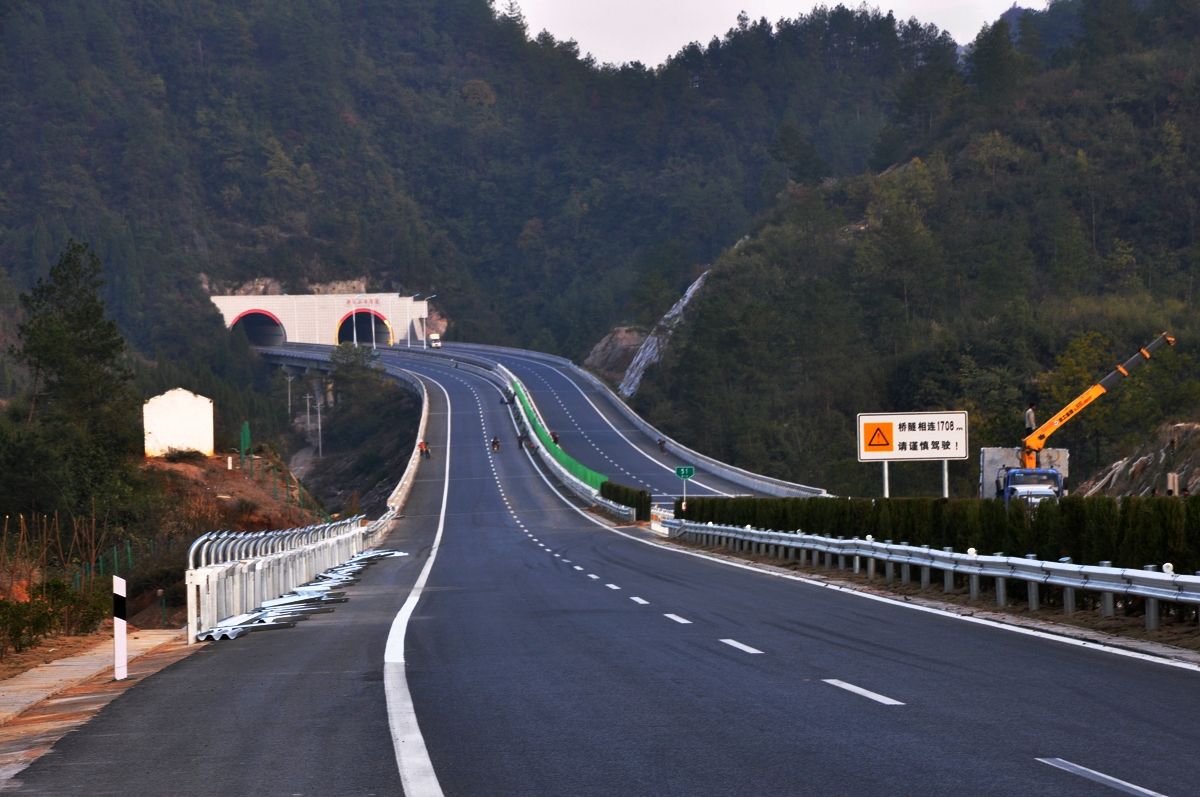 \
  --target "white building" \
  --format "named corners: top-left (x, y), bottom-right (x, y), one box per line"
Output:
top-left (144, 388), bottom-right (215, 457)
